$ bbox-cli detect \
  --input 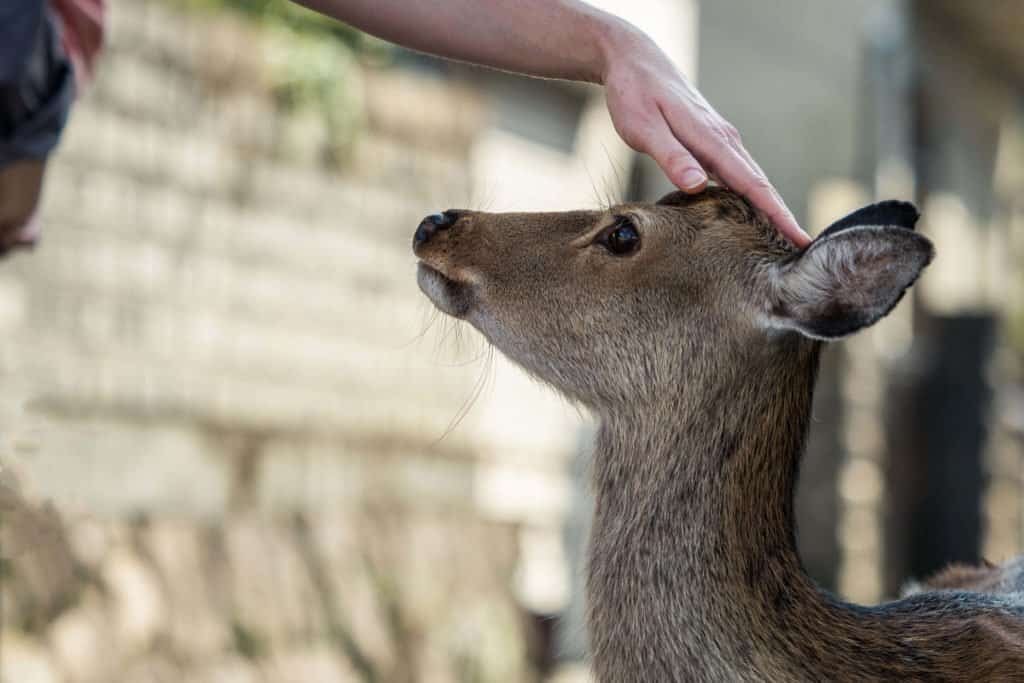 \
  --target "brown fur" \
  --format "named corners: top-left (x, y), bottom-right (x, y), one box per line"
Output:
top-left (909, 557), bottom-right (1024, 596)
top-left (413, 187), bottom-right (1024, 681)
